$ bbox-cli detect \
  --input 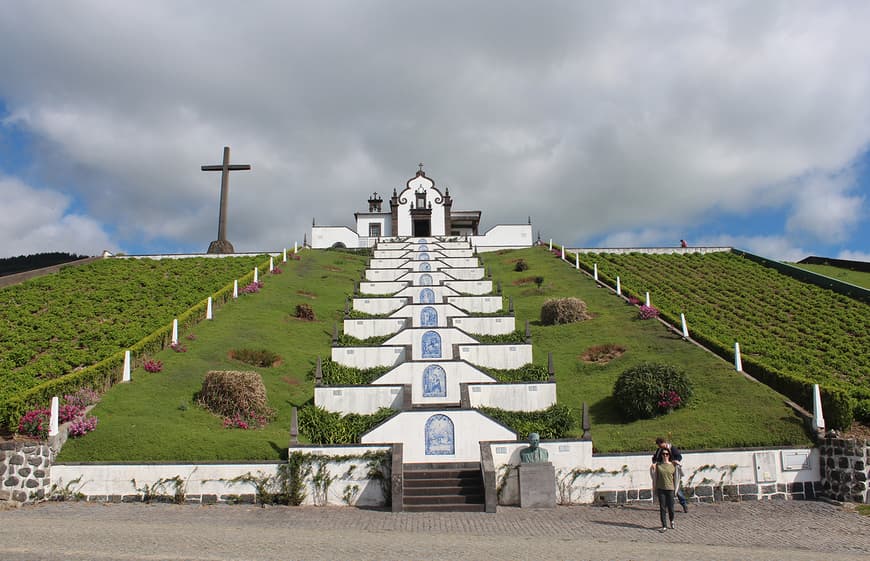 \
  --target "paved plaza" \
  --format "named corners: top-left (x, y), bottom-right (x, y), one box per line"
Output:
top-left (2, 499), bottom-right (868, 560)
